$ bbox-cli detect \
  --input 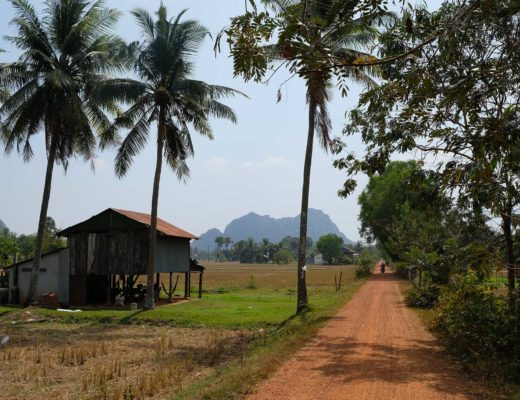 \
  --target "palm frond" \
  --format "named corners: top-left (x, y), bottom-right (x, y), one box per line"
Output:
top-left (164, 120), bottom-right (193, 181)
top-left (131, 7), bottom-right (156, 41)
top-left (114, 107), bottom-right (152, 177)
